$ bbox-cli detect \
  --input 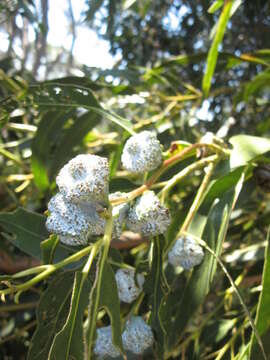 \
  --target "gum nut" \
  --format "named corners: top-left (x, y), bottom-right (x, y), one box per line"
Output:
top-left (121, 131), bottom-right (162, 173)
top-left (56, 154), bottom-right (109, 204)
top-left (46, 193), bottom-right (105, 246)
top-left (126, 191), bottom-right (171, 236)
top-left (122, 316), bottom-right (154, 355)
top-left (168, 235), bottom-right (204, 270)
top-left (115, 268), bottom-right (144, 303)
top-left (94, 326), bottom-right (121, 359)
